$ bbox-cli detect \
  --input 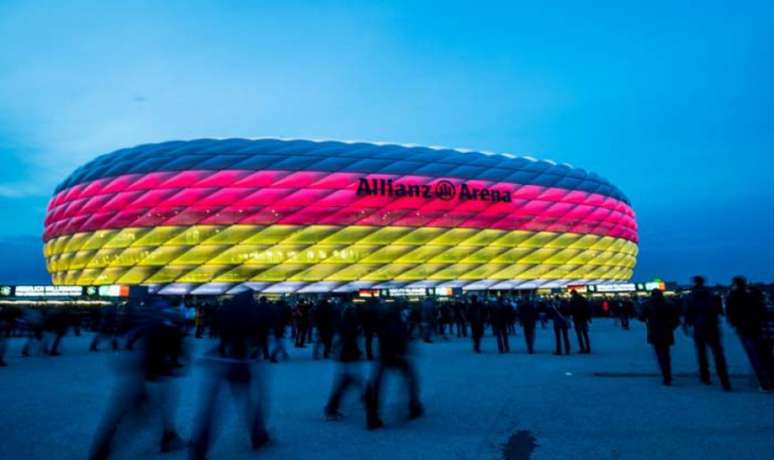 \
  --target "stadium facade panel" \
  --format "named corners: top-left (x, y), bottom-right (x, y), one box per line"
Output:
top-left (43, 139), bottom-right (638, 294)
